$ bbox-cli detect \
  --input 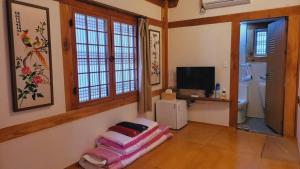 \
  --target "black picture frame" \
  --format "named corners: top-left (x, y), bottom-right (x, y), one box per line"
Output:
top-left (149, 29), bottom-right (161, 85)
